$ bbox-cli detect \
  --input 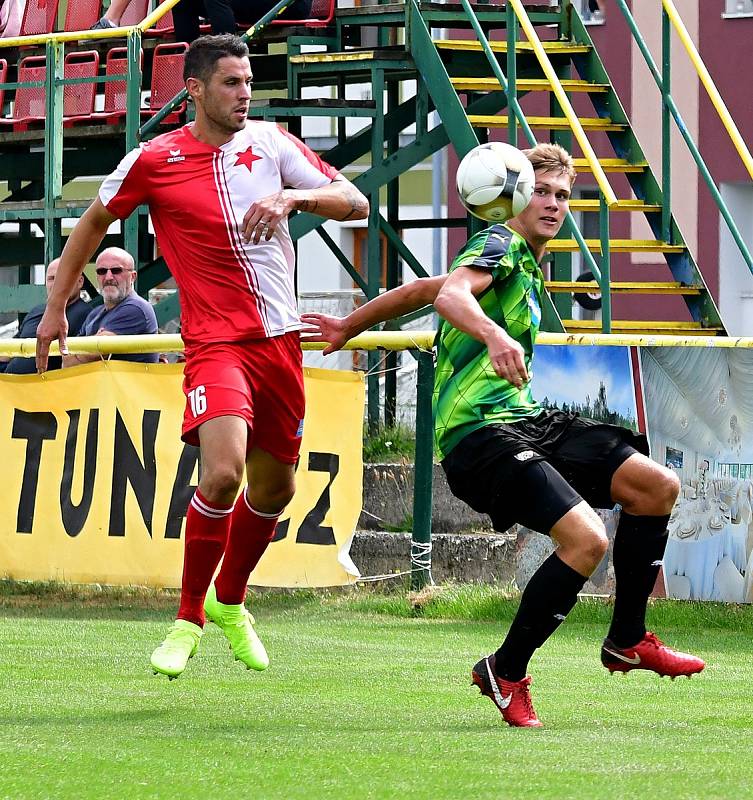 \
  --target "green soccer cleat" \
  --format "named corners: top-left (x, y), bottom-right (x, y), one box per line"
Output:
top-left (204, 584), bottom-right (269, 671)
top-left (150, 619), bottom-right (203, 679)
